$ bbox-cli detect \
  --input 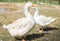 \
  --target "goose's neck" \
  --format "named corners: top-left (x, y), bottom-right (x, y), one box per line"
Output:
top-left (24, 6), bottom-right (33, 19)
top-left (34, 7), bottom-right (39, 18)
